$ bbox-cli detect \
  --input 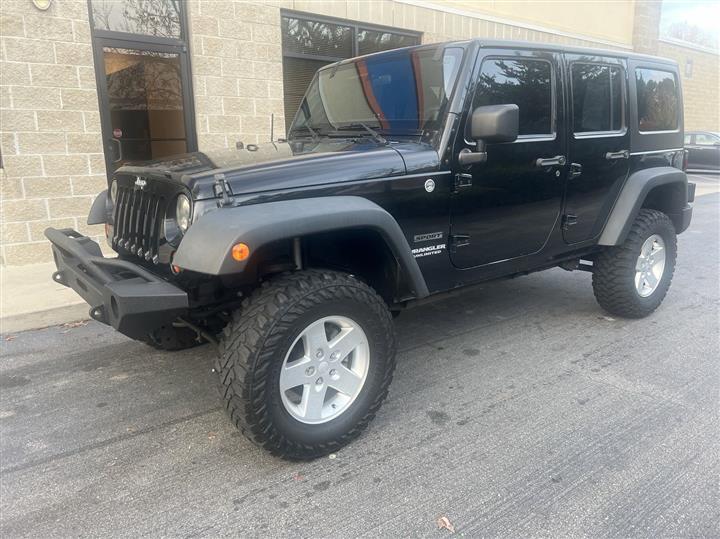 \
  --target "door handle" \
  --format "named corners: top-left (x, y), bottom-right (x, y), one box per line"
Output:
top-left (605, 150), bottom-right (629, 160)
top-left (535, 155), bottom-right (566, 167)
